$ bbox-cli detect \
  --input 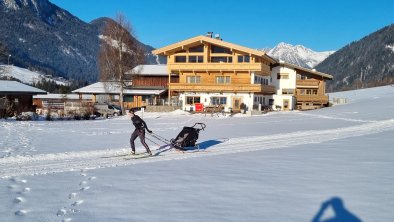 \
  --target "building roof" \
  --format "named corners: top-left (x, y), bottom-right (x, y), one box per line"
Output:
top-left (152, 35), bottom-right (276, 63)
top-left (127, 65), bottom-right (168, 76)
top-left (33, 94), bottom-right (93, 100)
top-left (274, 61), bottom-right (333, 79)
top-left (72, 82), bottom-right (166, 95)
top-left (0, 80), bottom-right (47, 95)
